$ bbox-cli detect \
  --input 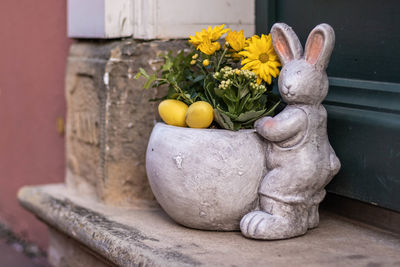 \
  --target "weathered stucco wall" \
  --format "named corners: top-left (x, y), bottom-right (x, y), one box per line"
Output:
top-left (0, 0), bottom-right (71, 249)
